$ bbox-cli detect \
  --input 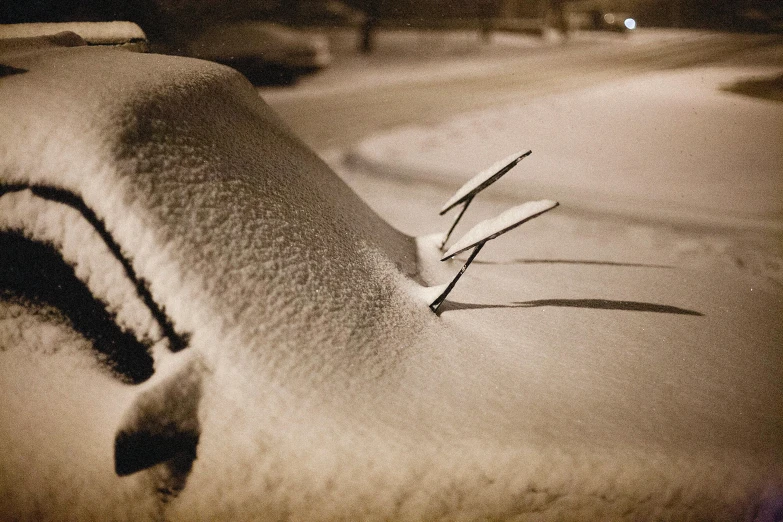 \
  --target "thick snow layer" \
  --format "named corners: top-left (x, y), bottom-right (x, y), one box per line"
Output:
top-left (0, 302), bottom-right (159, 521)
top-left (2, 41), bottom-right (782, 521)
top-left (0, 43), bottom-right (419, 357)
top-left (440, 150), bottom-right (531, 214)
top-left (443, 199), bottom-right (558, 259)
